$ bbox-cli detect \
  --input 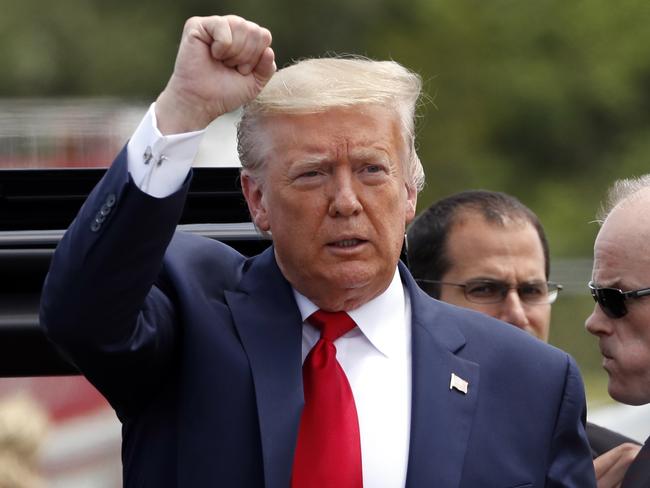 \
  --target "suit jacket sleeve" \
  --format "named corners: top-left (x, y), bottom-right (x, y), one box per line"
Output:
top-left (546, 354), bottom-right (597, 487)
top-left (39, 148), bottom-right (190, 419)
